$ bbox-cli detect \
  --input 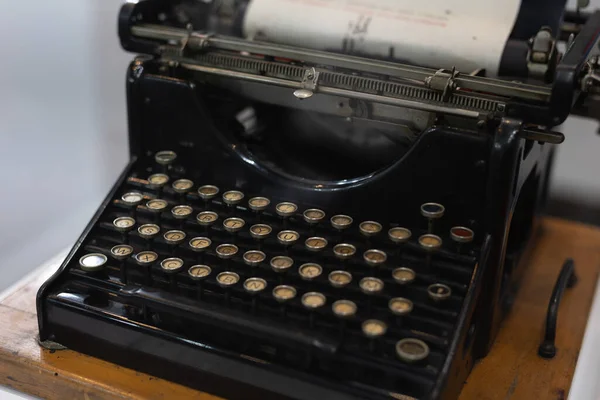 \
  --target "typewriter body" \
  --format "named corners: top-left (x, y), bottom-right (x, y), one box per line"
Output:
top-left (37, 1), bottom-right (600, 399)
